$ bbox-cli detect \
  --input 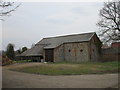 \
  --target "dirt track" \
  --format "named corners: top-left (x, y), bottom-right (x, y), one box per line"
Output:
top-left (2, 63), bottom-right (119, 88)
